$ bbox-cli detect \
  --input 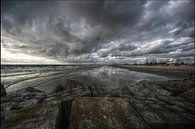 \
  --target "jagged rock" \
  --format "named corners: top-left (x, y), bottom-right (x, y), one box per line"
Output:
top-left (1, 84), bottom-right (7, 97)
top-left (109, 81), bottom-right (171, 98)
top-left (51, 84), bottom-right (64, 93)
top-left (19, 87), bottom-right (42, 93)
top-left (43, 79), bottom-right (96, 104)
top-left (157, 80), bottom-right (195, 95)
top-left (1, 76), bottom-right (195, 129)
top-left (128, 97), bottom-right (195, 129)
top-left (1, 87), bottom-right (47, 118)
top-left (64, 79), bottom-right (92, 96)
top-left (181, 87), bottom-right (195, 102)
top-left (43, 79), bottom-right (98, 104)
top-left (108, 80), bottom-right (195, 129)
top-left (1, 102), bottom-right (60, 129)
top-left (68, 75), bottom-right (108, 96)
top-left (108, 86), bottom-right (133, 97)
top-left (128, 81), bottom-right (171, 98)
top-left (69, 97), bottom-right (150, 129)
